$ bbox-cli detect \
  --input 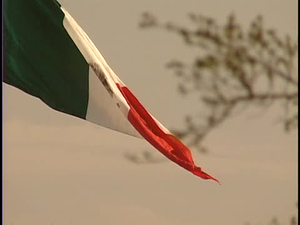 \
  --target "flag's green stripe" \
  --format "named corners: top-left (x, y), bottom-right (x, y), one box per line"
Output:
top-left (4, 0), bottom-right (89, 119)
